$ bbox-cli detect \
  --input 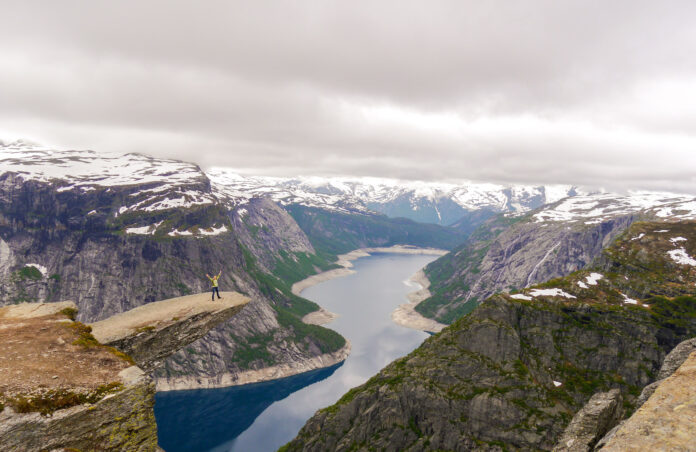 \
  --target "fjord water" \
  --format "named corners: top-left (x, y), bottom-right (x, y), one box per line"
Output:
top-left (155, 253), bottom-right (437, 452)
